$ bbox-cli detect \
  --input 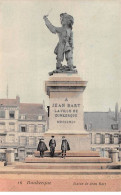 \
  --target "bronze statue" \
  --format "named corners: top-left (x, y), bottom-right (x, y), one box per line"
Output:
top-left (43, 13), bottom-right (77, 75)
